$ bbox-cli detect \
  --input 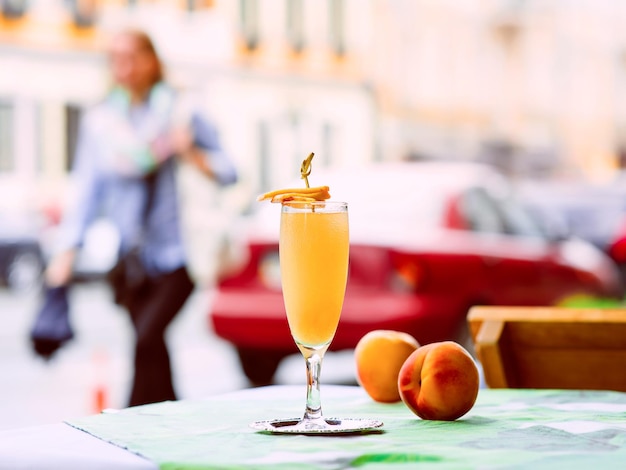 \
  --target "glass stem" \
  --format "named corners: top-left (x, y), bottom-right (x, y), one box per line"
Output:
top-left (301, 345), bottom-right (328, 421)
